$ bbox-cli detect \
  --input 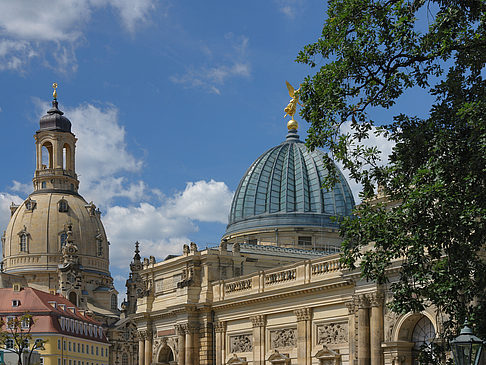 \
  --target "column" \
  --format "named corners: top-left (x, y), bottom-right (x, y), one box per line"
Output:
top-left (144, 329), bottom-right (152, 365)
top-left (294, 308), bottom-right (312, 365)
top-left (214, 321), bottom-right (227, 365)
top-left (357, 295), bottom-right (371, 365)
top-left (186, 324), bottom-right (199, 365)
top-left (251, 315), bottom-right (266, 365)
top-left (345, 300), bottom-right (357, 364)
top-left (370, 292), bottom-right (384, 365)
top-left (175, 324), bottom-right (186, 365)
top-left (138, 331), bottom-right (145, 365)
